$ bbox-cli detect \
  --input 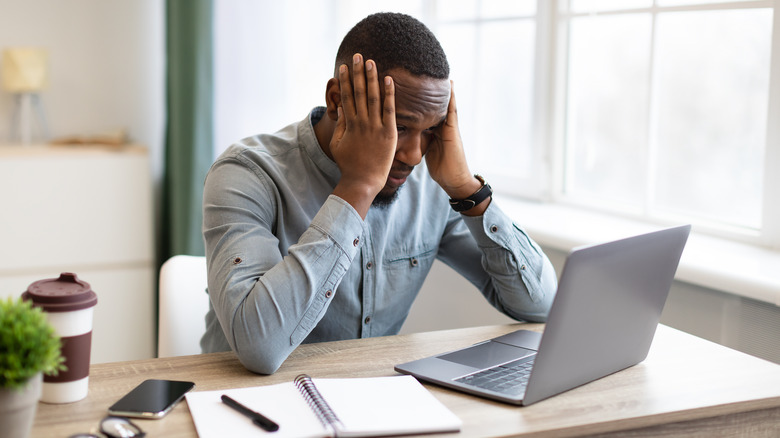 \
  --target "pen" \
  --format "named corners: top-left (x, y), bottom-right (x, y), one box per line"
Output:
top-left (221, 394), bottom-right (280, 432)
